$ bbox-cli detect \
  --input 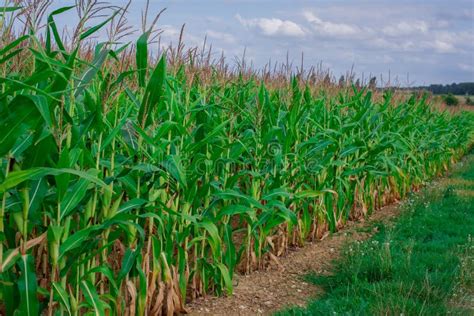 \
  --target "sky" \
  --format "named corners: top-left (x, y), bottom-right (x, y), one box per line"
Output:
top-left (50, 0), bottom-right (474, 85)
